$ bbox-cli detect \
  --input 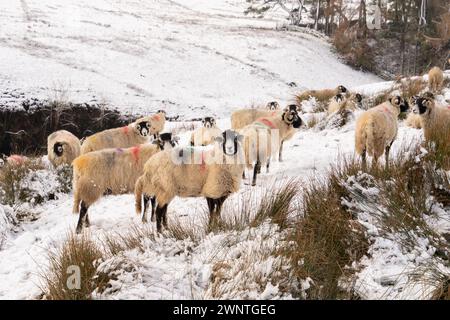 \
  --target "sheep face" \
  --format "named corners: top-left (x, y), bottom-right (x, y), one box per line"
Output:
top-left (412, 97), bottom-right (433, 115)
top-left (53, 142), bottom-right (64, 157)
top-left (136, 120), bottom-right (151, 137)
top-left (202, 117), bottom-right (216, 128)
top-left (215, 130), bottom-right (243, 156)
top-left (266, 101), bottom-right (280, 110)
top-left (337, 85), bottom-right (348, 94)
top-left (282, 107), bottom-right (303, 128)
top-left (334, 94), bottom-right (344, 103)
top-left (154, 132), bottom-right (179, 149)
top-left (389, 96), bottom-right (409, 113)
